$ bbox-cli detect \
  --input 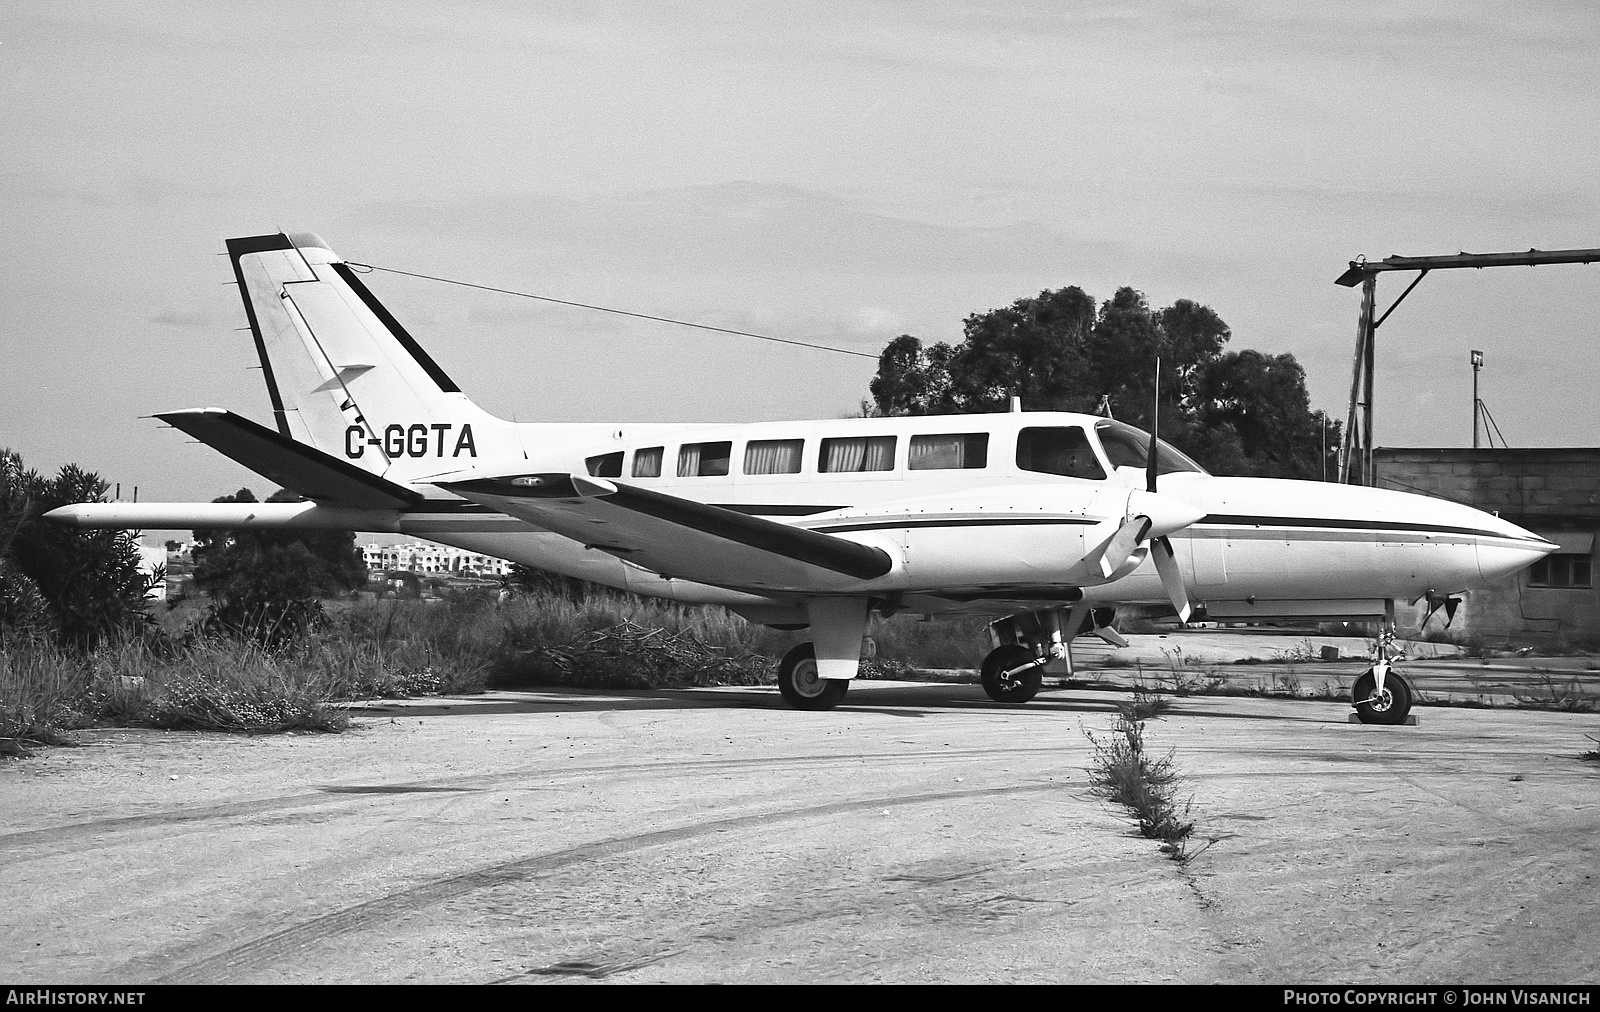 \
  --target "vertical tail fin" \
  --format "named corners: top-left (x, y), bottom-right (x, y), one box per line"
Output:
top-left (226, 232), bottom-right (515, 484)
